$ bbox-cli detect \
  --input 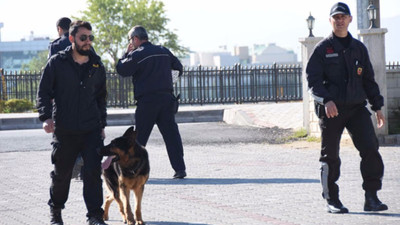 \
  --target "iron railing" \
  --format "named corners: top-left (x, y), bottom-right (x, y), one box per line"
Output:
top-left (0, 64), bottom-right (303, 107)
top-left (386, 61), bottom-right (400, 70)
top-left (176, 64), bottom-right (302, 105)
